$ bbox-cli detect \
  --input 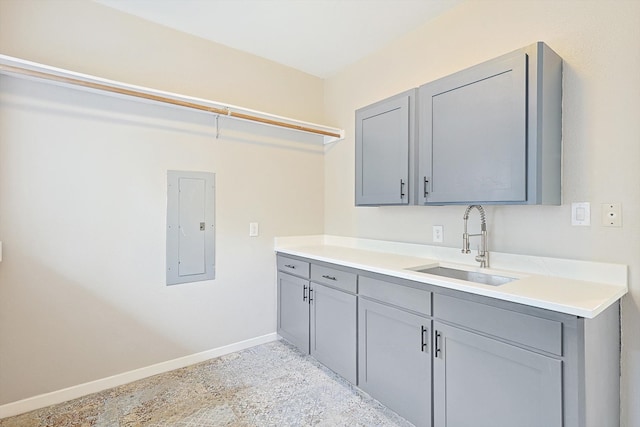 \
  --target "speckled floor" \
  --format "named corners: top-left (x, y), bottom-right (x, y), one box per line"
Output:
top-left (0, 340), bottom-right (413, 427)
